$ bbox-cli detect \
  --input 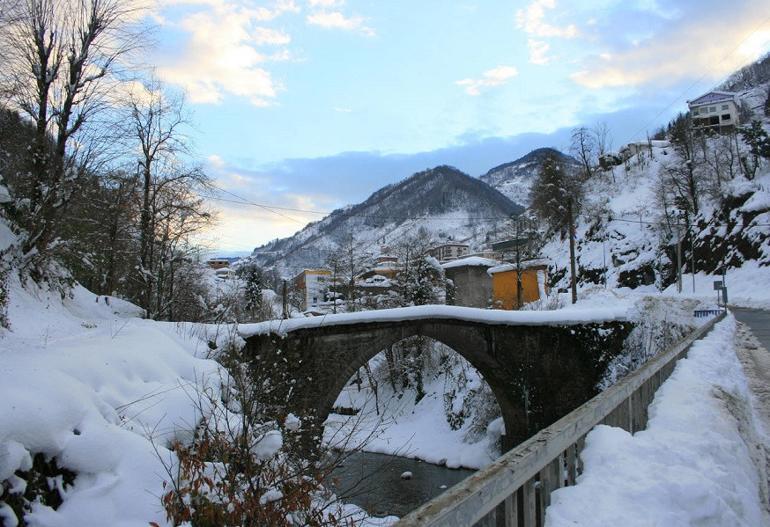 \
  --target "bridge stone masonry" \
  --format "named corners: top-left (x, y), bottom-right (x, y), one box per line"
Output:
top-left (238, 305), bottom-right (634, 452)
